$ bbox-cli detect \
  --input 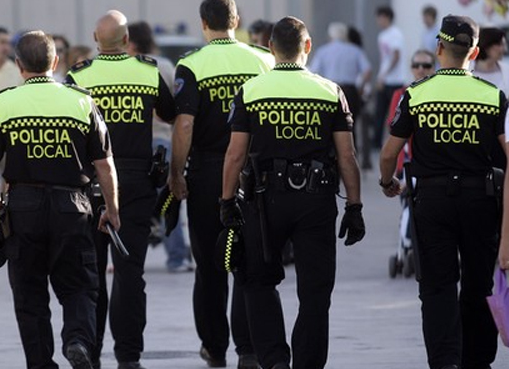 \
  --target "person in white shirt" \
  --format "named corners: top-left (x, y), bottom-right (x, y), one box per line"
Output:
top-left (374, 6), bottom-right (405, 149)
top-left (421, 5), bottom-right (440, 53)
